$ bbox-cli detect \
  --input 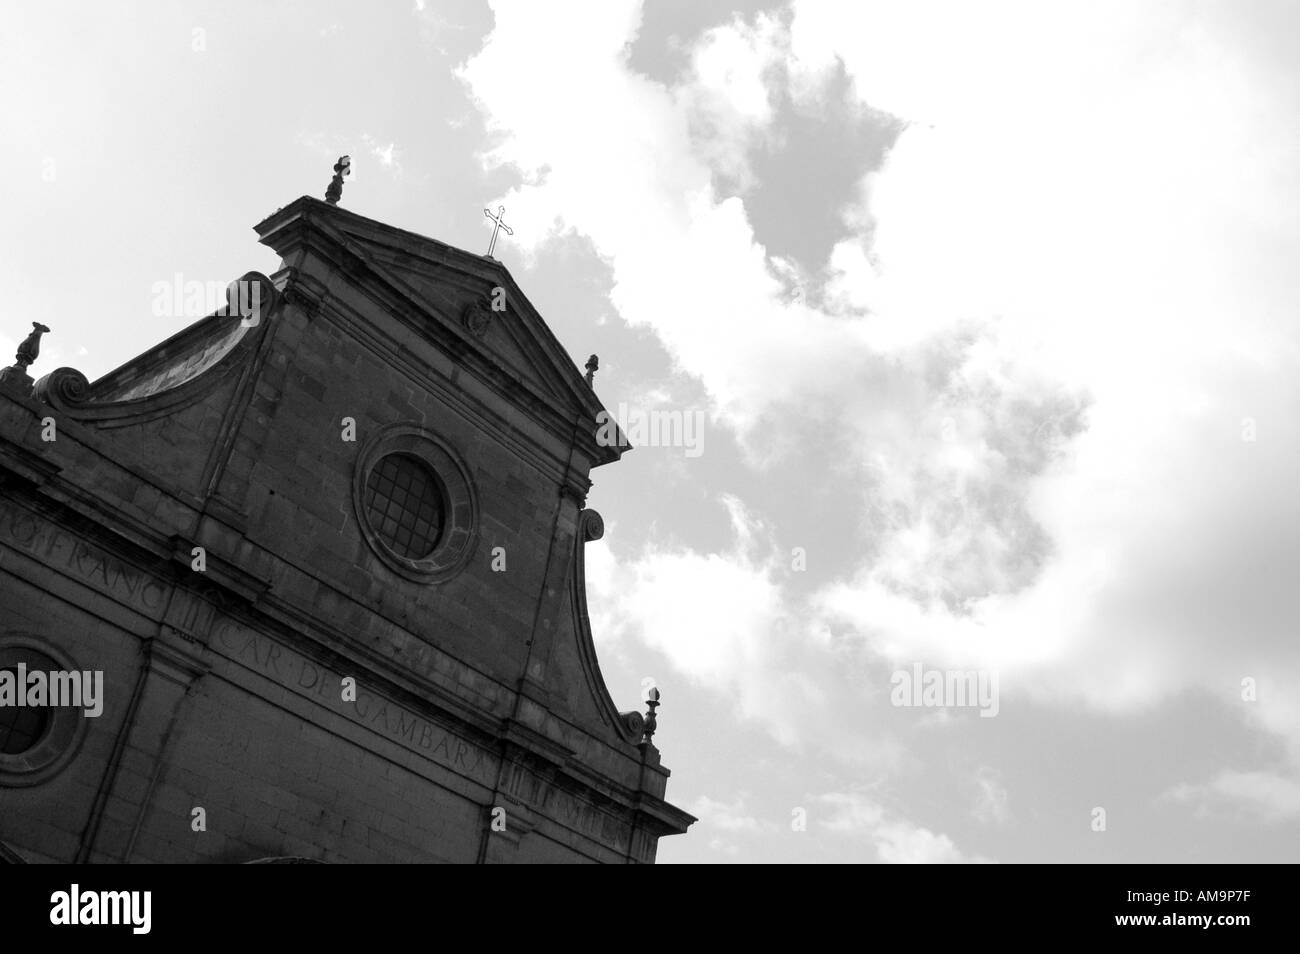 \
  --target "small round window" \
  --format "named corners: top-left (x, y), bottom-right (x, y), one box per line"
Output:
top-left (0, 638), bottom-right (88, 787)
top-left (352, 425), bottom-right (479, 584)
top-left (363, 454), bottom-right (447, 560)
